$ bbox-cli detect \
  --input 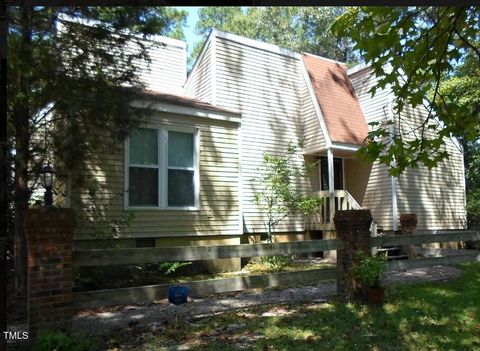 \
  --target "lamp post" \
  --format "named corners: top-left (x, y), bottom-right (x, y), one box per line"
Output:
top-left (41, 165), bottom-right (55, 207)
